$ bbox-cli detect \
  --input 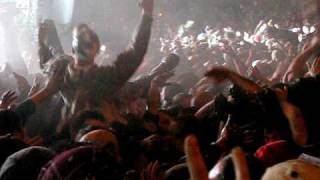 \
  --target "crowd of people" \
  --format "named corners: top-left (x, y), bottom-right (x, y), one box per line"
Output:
top-left (1, 0), bottom-right (320, 179)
